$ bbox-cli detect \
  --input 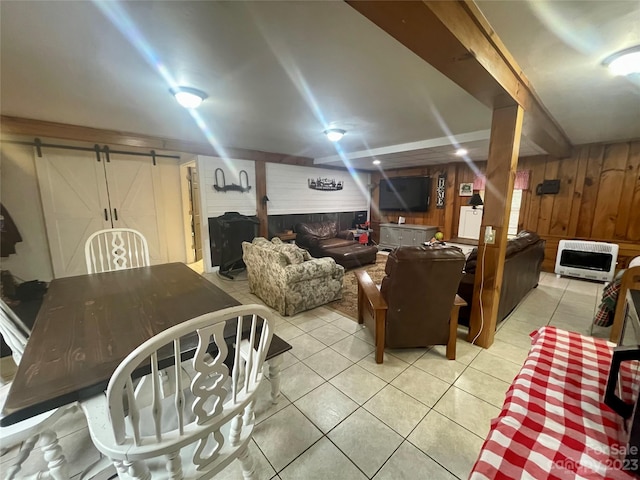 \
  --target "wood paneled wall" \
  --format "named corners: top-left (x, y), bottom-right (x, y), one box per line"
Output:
top-left (370, 139), bottom-right (640, 271)
top-left (518, 140), bottom-right (640, 271)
